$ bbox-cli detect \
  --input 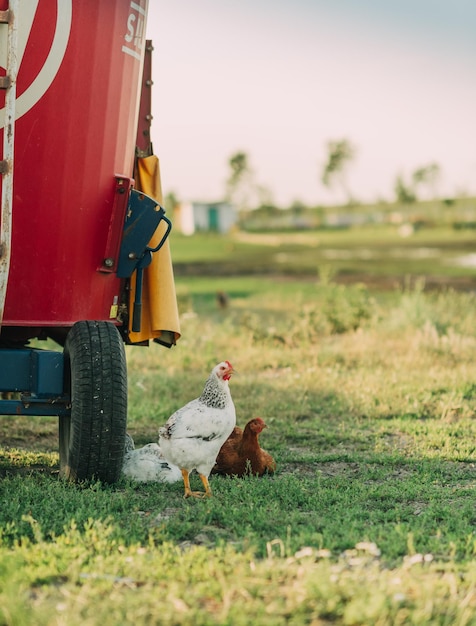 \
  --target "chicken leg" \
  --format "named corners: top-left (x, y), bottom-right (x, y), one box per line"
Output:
top-left (181, 468), bottom-right (212, 498)
top-left (199, 473), bottom-right (212, 498)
